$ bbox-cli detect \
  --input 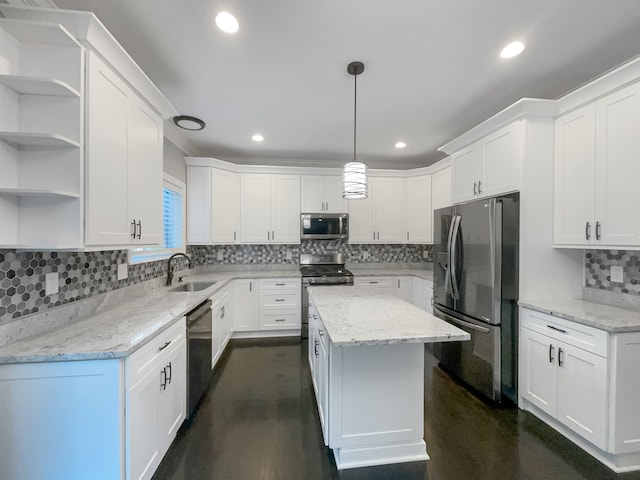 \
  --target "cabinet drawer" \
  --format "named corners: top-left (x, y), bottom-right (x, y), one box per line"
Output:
top-left (260, 291), bottom-right (300, 309)
top-left (259, 278), bottom-right (300, 290)
top-left (260, 310), bottom-right (301, 330)
top-left (126, 318), bottom-right (186, 389)
top-left (521, 308), bottom-right (608, 357)
top-left (354, 276), bottom-right (394, 287)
